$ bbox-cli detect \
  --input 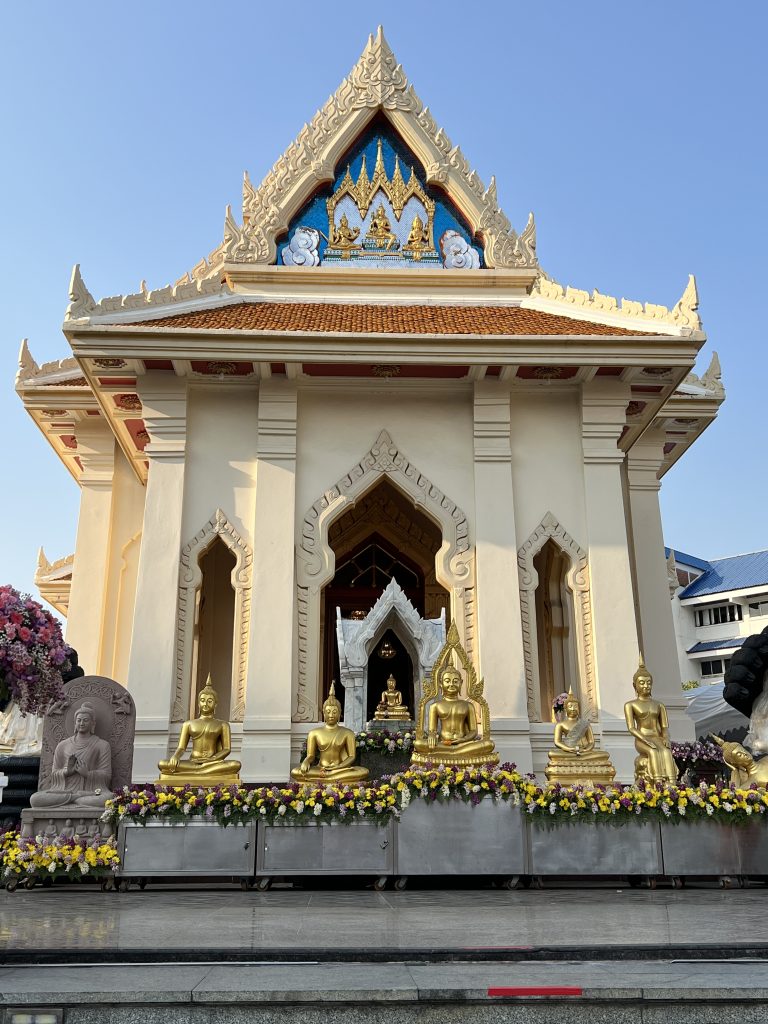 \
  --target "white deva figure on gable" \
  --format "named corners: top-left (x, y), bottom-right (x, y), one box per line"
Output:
top-left (282, 226), bottom-right (321, 267)
top-left (440, 230), bottom-right (480, 270)
top-left (29, 700), bottom-right (112, 810)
